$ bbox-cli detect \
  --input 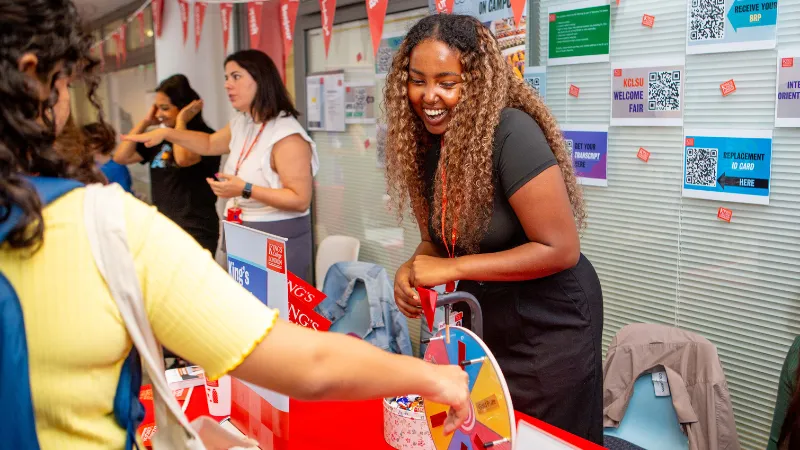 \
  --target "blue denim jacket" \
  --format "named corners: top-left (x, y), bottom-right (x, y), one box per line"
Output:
top-left (315, 262), bottom-right (412, 355)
